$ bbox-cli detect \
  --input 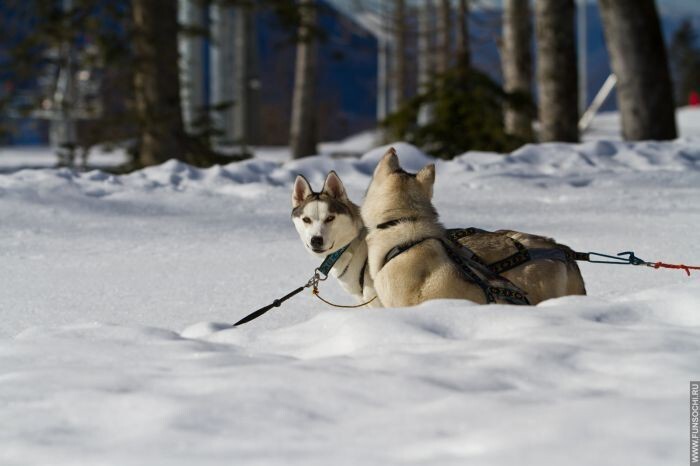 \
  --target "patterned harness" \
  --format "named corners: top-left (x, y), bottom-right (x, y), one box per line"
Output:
top-left (378, 221), bottom-right (533, 305)
top-left (446, 227), bottom-right (588, 273)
